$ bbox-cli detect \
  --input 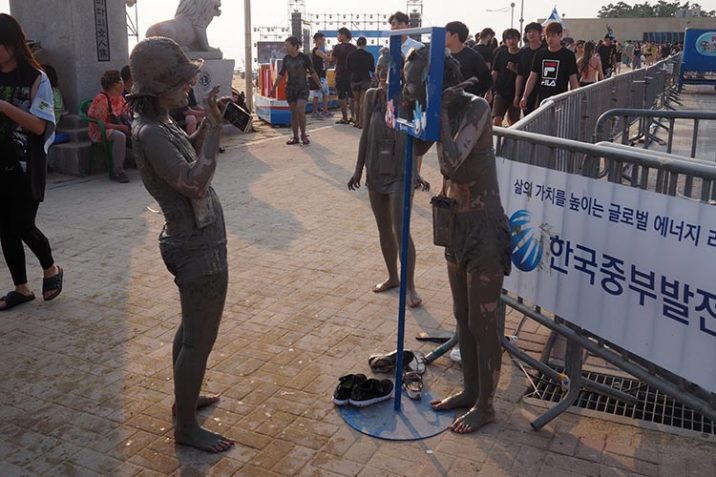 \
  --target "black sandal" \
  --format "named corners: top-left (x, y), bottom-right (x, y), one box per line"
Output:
top-left (0, 291), bottom-right (35, 311)
top-left (42, 266), bottom-right (63, 301)
top-left (286, 137), bottom-right (300, 145)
